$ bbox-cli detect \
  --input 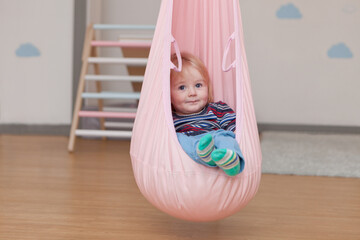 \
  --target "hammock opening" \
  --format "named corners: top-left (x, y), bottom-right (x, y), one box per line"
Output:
top-left (168, 0), bottom-right (241, 143)
top-left (171, 0), bottom-right (238, 109)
